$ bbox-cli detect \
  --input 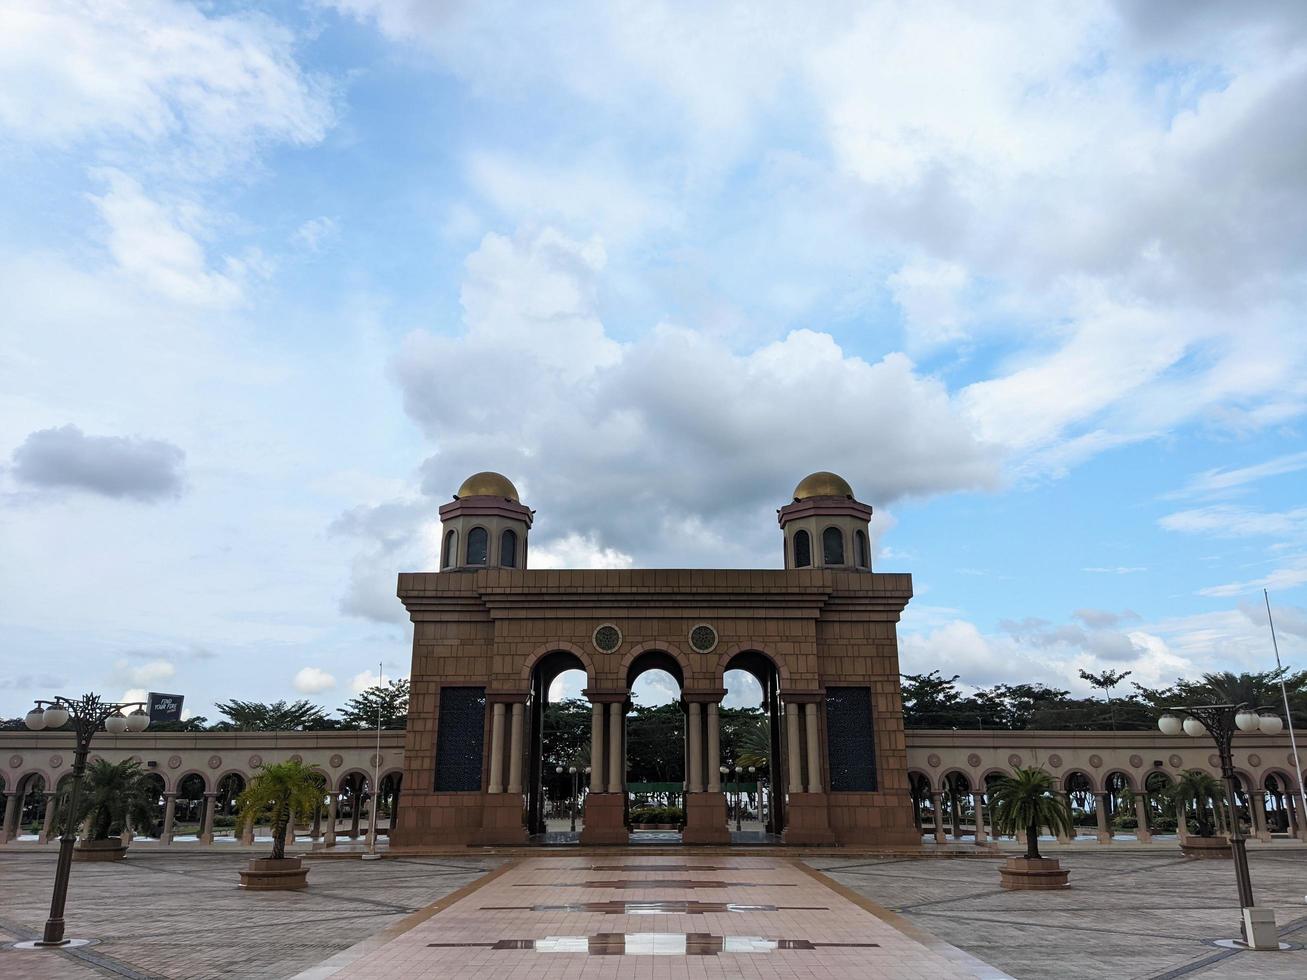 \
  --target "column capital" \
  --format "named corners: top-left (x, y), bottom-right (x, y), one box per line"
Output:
top-left (583, 689), bottom-right (629, 704)
top-left (780, 689), bottom-right (824, 704)
top-left (682, 689), bottom-right (727, 704)
top-left (486, 690), bottom-right (530, 705)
